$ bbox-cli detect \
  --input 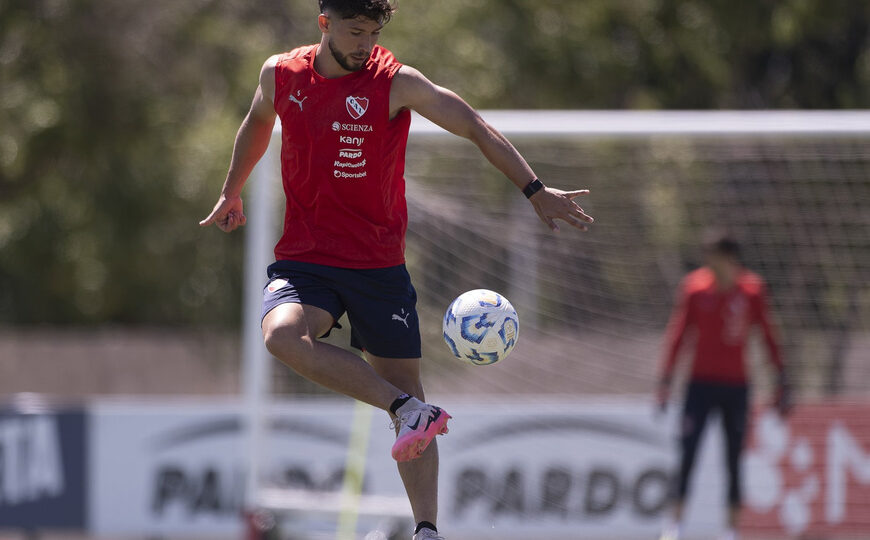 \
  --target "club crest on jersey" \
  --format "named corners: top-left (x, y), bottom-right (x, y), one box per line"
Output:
top-left (346, 96), bottom-right (369, 120)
